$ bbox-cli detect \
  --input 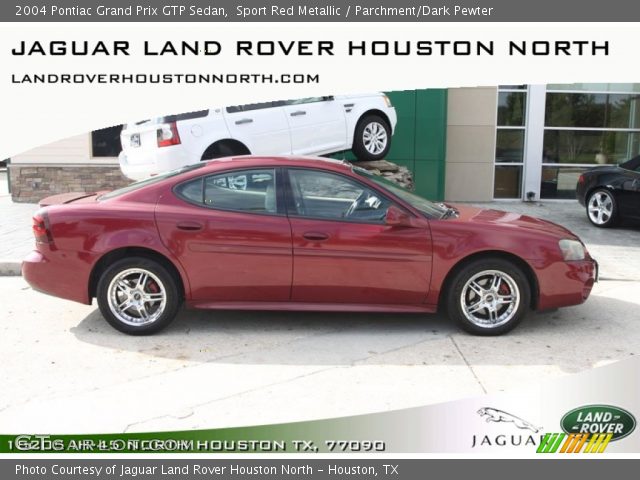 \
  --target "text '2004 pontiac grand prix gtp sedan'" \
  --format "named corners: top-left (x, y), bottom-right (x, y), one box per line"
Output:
top-left (23, 156), bottom-right (597, 336)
